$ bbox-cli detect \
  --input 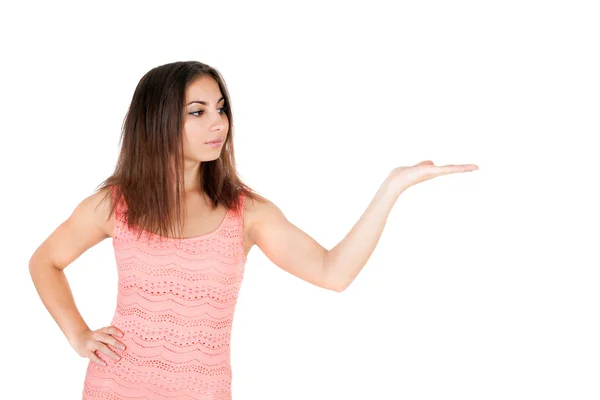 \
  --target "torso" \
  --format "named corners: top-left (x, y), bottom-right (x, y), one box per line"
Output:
top-left (103, 189), bottom-right (256, 259)
top-left (88, 188), bottom-right (252, 398)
